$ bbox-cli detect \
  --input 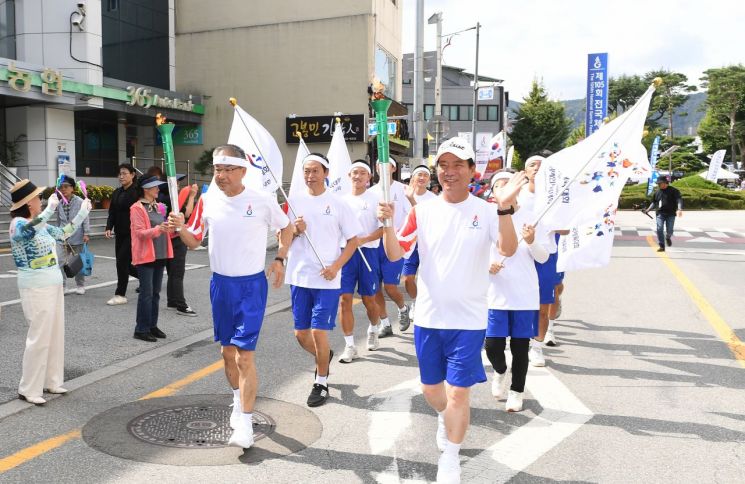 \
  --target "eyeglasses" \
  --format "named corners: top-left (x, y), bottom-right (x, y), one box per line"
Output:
top-left (213, 166), bottom-right (242, 175)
